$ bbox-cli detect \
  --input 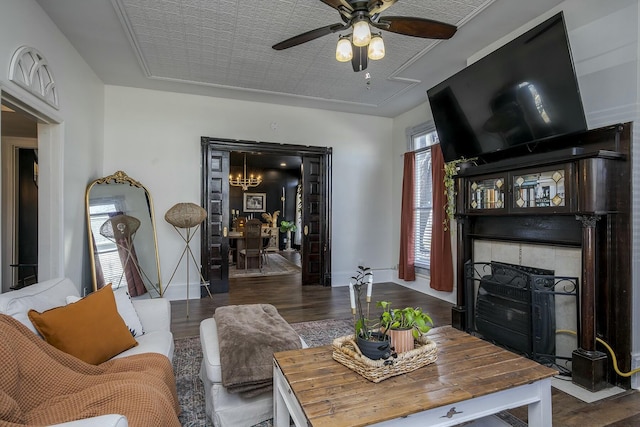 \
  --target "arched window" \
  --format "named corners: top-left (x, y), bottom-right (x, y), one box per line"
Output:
top-left (9, 46), bottom-right (59, 109)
